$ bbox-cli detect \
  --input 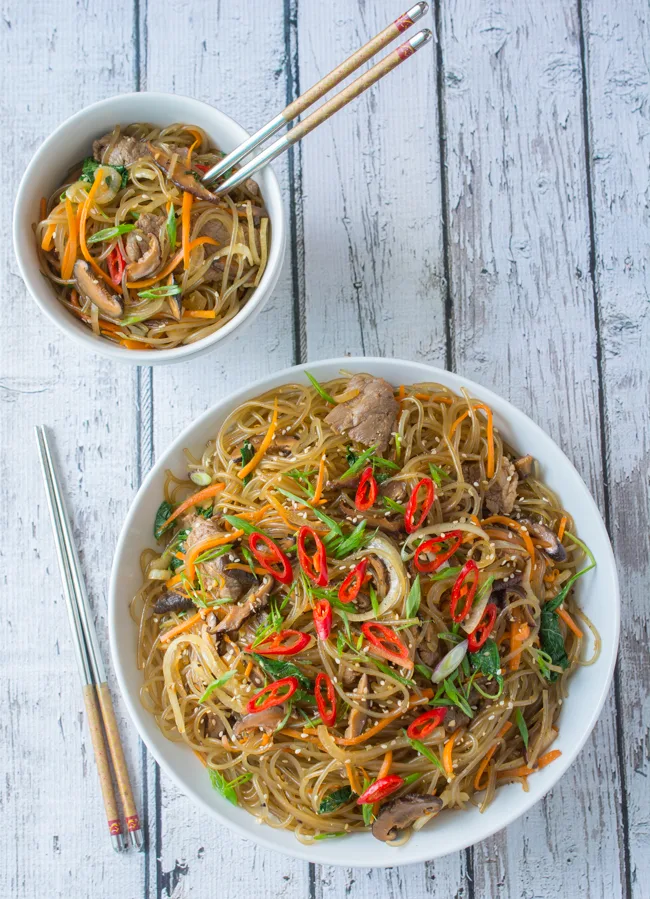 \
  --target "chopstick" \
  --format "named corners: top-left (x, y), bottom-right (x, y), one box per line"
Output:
top-left (202, 2), bottom-right (429, 185)
top-left (35, 426), bottom-right (143, 853)
top-left (212, 28), bottom-right (432, 195)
